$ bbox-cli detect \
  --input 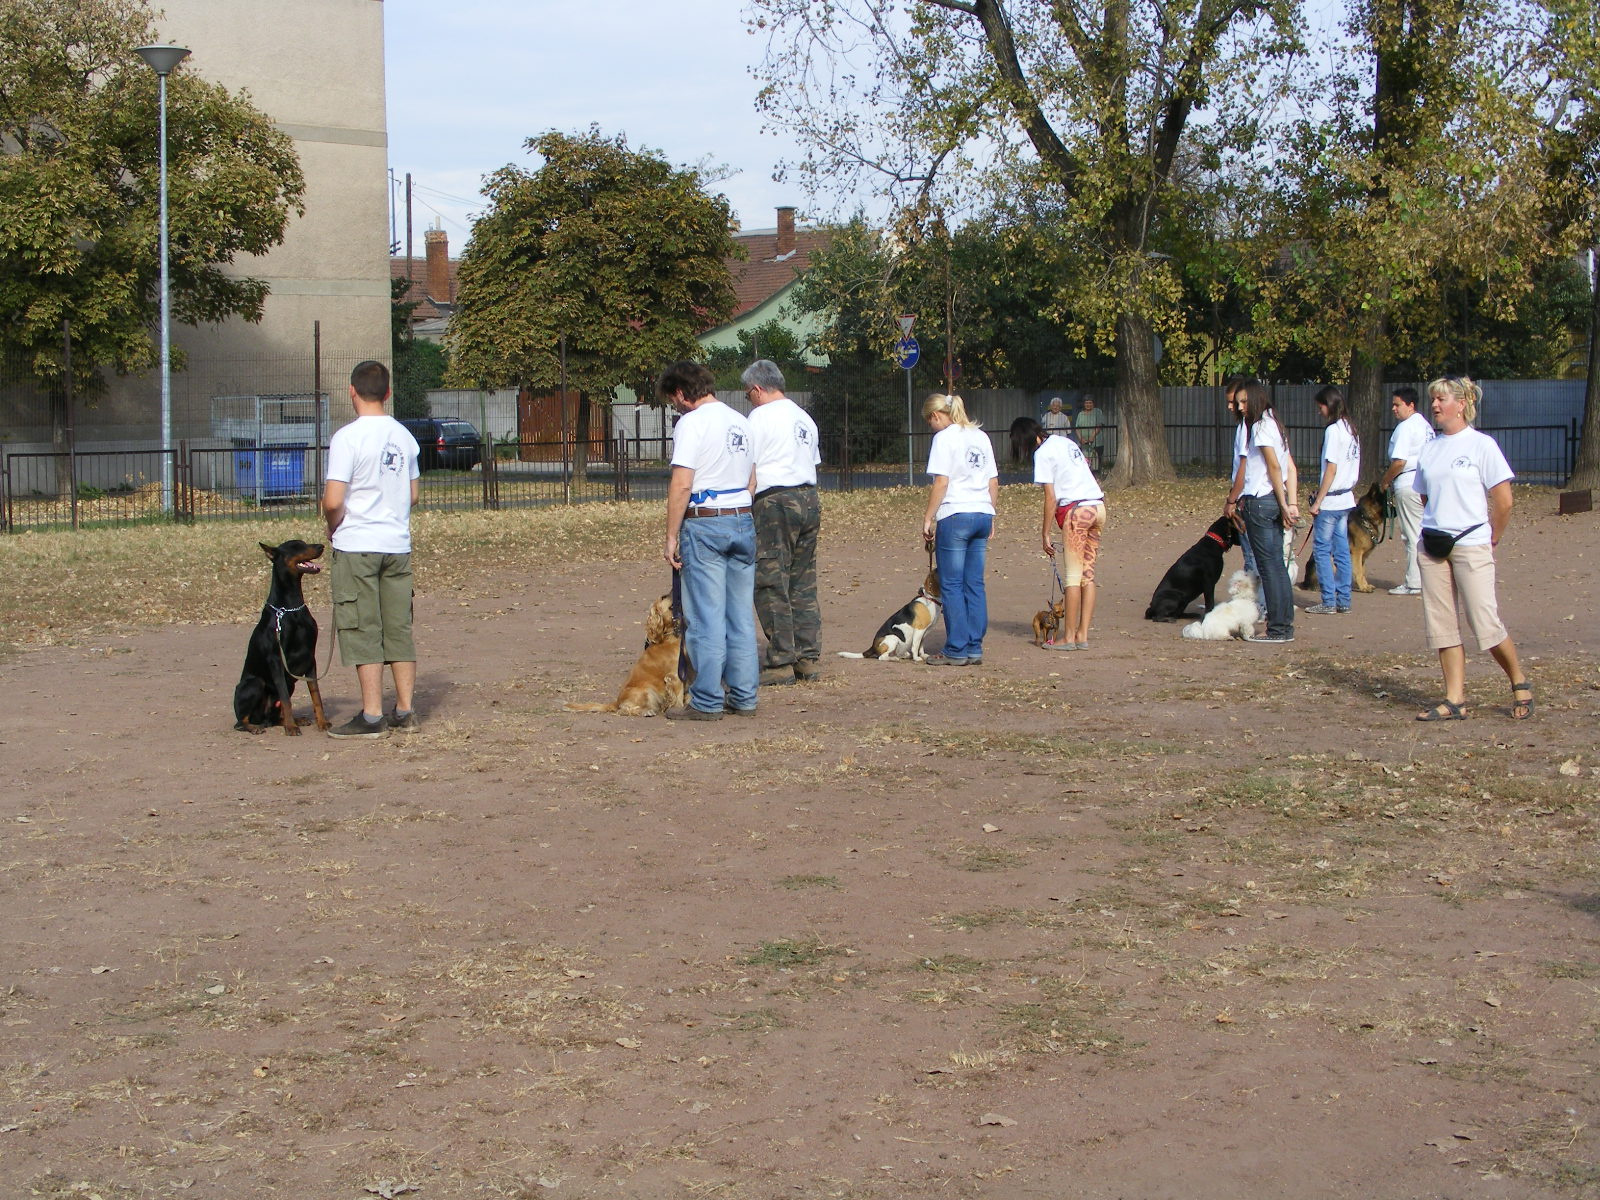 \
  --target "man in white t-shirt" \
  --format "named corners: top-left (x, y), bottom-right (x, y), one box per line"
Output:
top-left (660, 360), bottom-right (759, 720)
top-left (743, 360), bottom-right (823, 685)
top-left (1380, 386), bottom-right (1432, 595)
top-left (321, 360), bottom-right (421, 738)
